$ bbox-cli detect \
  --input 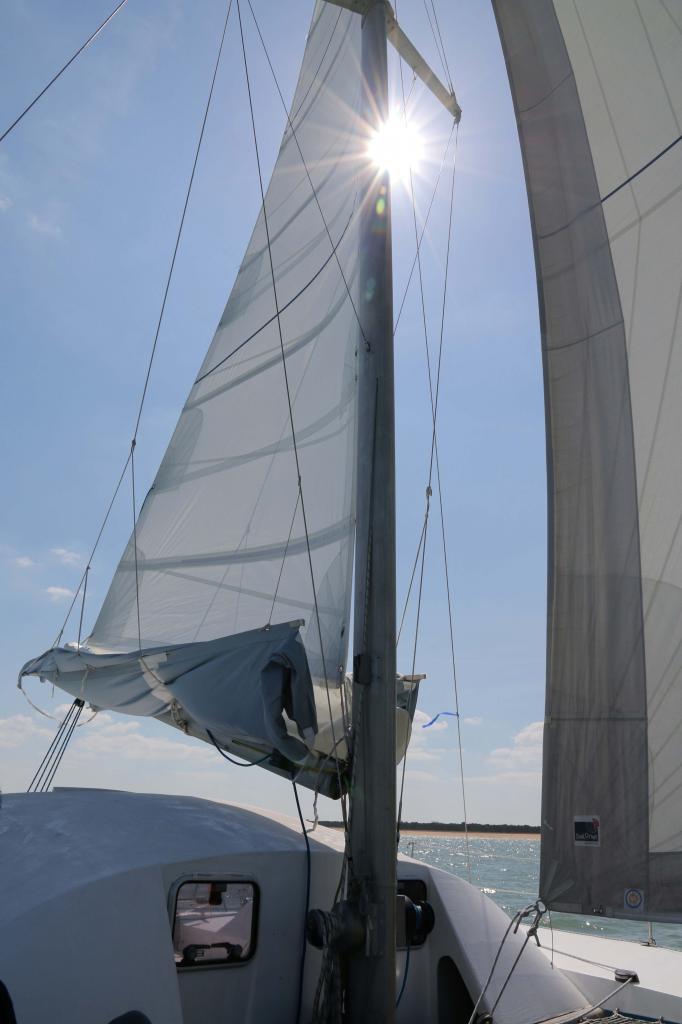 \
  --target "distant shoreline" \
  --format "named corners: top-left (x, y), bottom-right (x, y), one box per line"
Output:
top-left (400, 830), bottom-right (539, 840)
top-left (319, 821), bottom-right (541, 838)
